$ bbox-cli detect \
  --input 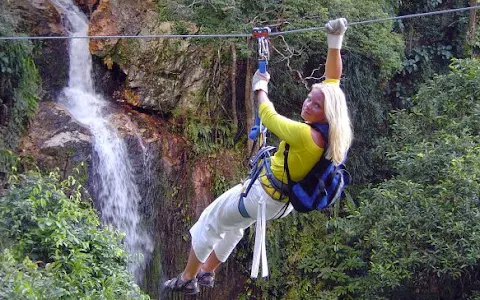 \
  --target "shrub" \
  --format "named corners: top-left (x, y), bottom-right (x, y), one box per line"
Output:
top-left (0, 170), bottom-right (149, 299)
